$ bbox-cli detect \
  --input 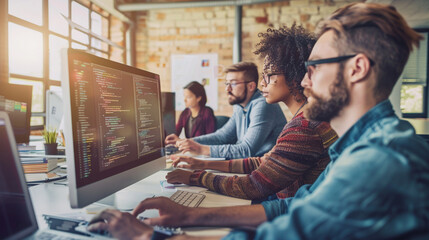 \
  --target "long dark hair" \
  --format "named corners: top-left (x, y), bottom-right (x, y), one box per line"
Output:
top-left (184, 81), bottom-right (207, 108)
